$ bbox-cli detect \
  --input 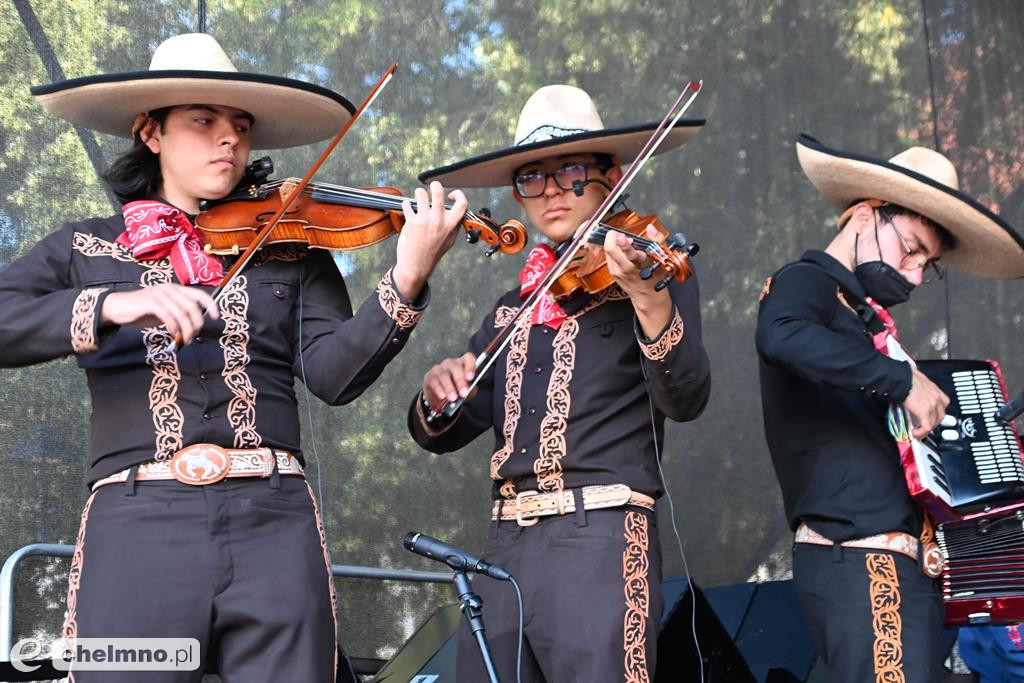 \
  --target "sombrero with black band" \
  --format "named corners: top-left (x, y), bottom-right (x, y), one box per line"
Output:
top-left (419, 84), bottom-right (704, 188)
top-left (30, 33), bottom-right (355, 150)
top-left (796, 132), bottom-right (1024, 279)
